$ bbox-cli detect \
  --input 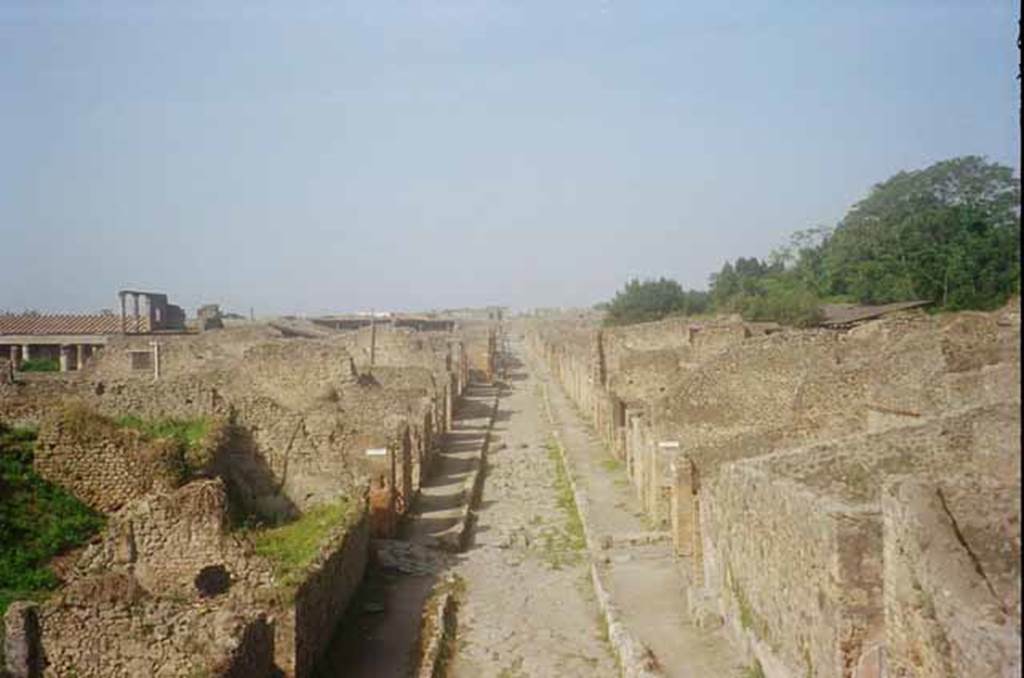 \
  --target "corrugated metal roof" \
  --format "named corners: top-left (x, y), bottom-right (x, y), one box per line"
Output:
top-left (0, 313), bottom-right (149, 336)
top-left (820, 300), bottom-right (931, 326)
